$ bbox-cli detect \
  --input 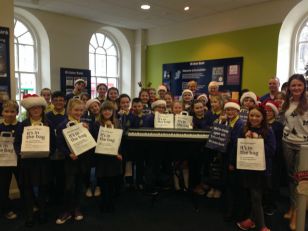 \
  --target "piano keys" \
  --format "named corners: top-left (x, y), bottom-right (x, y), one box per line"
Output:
top-left (125, 128), bottom-right (210, 142)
